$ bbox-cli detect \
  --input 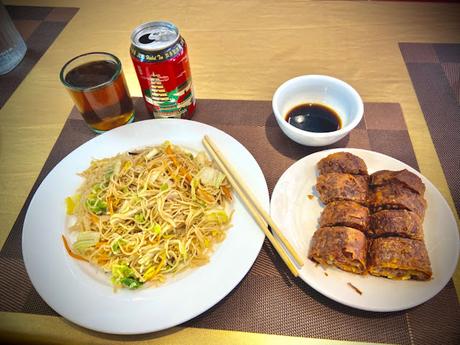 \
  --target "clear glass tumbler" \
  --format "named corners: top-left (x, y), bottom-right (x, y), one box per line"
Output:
top-left (0, 3), bottom-right (27, 75)
top-left (60, 52), bottom-right (135, 133)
